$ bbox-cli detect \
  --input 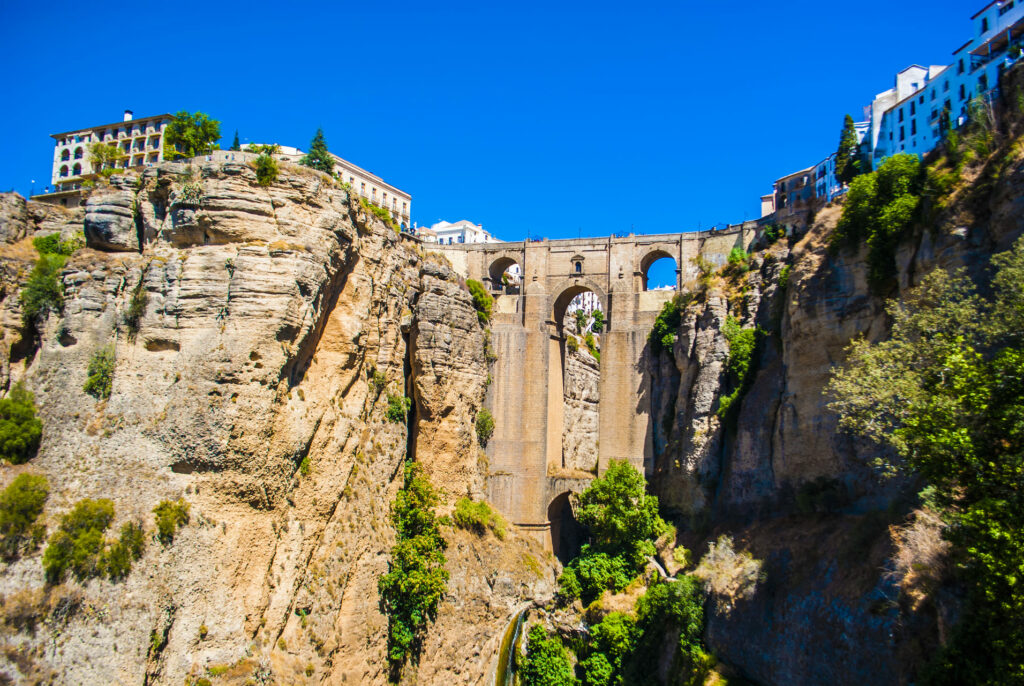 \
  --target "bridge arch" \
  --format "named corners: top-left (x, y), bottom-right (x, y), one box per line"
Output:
top-left (549, 278), bottom-right (607, 328)
top-left (487, 252), bottom-right (523, 292)
top-left (547, 491), bottom-right (586, 565)
top-left (638, 246), bottom-right (680, 291)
